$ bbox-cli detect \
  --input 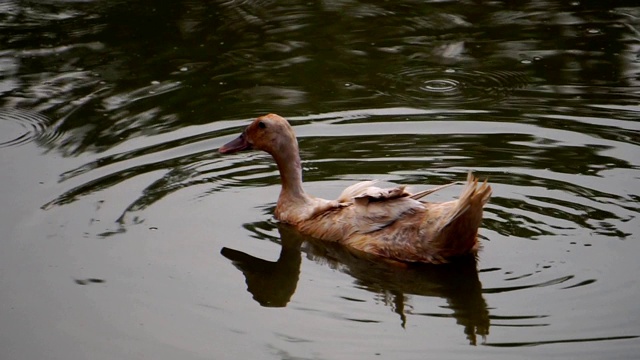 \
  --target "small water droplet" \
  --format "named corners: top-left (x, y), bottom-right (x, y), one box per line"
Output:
top-left (149, 226), bottom-right (158, 231)
top-left (180, 67), bottom-right (188, 72)
top-left (445, 68), bottom-right (456, 73)
top-left (520, 59), bottom-right (532, 64)
top-left (344, 82), bottom-right (352, 87)
top-left (151, 80), bottom-right (160, 85)
top-left (587, 28), bottom-right (601, 34)
top-left (533, 56), bottom-right (542, 61)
